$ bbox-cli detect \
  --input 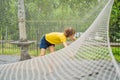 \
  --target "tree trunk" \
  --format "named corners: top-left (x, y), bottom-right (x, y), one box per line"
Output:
top-left (18, 0), bottom-right (26, 41)
top-left (18, 0), bottom-right (31, 60)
